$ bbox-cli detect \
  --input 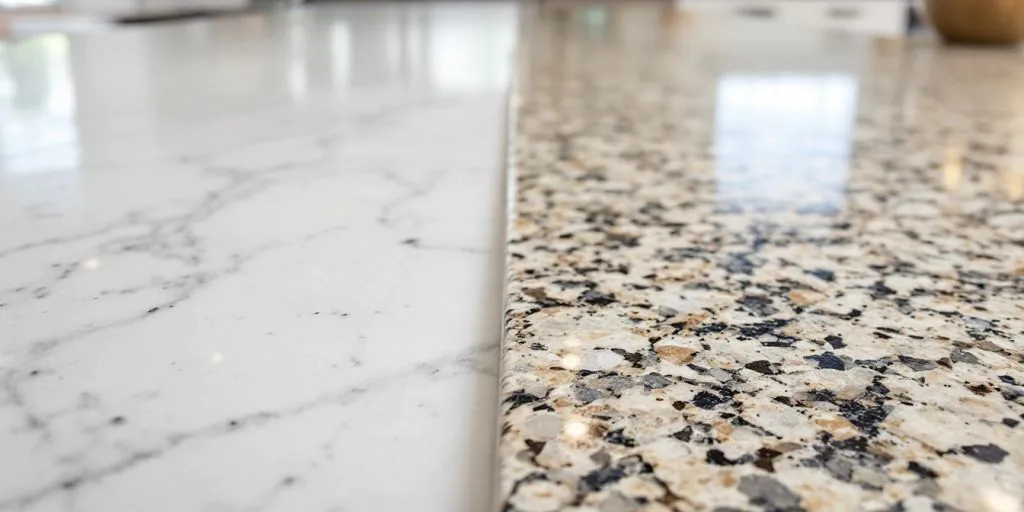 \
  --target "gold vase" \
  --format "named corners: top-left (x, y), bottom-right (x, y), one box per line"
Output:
top-left (926, 0), bottom-right (1024, 44)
